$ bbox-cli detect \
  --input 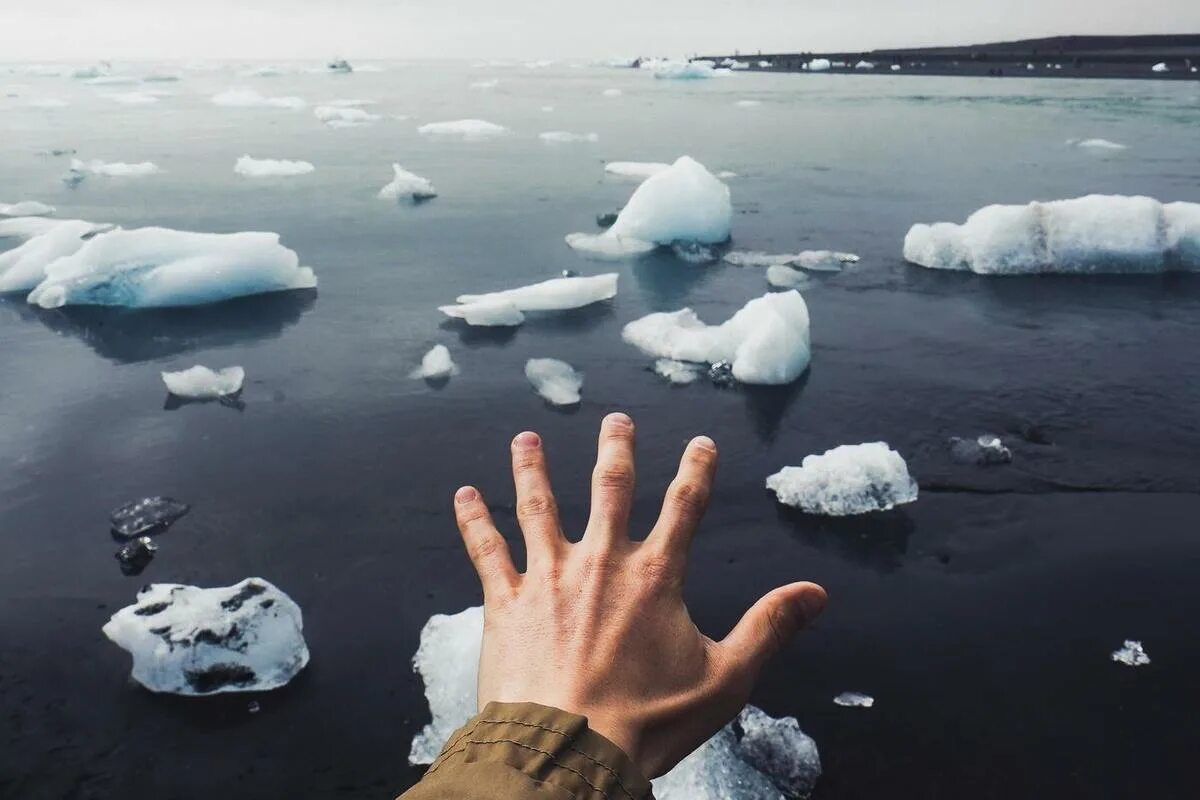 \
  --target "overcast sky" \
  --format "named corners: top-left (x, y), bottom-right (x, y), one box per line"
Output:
top-left (1, 0), bottom-right (1196, 61)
